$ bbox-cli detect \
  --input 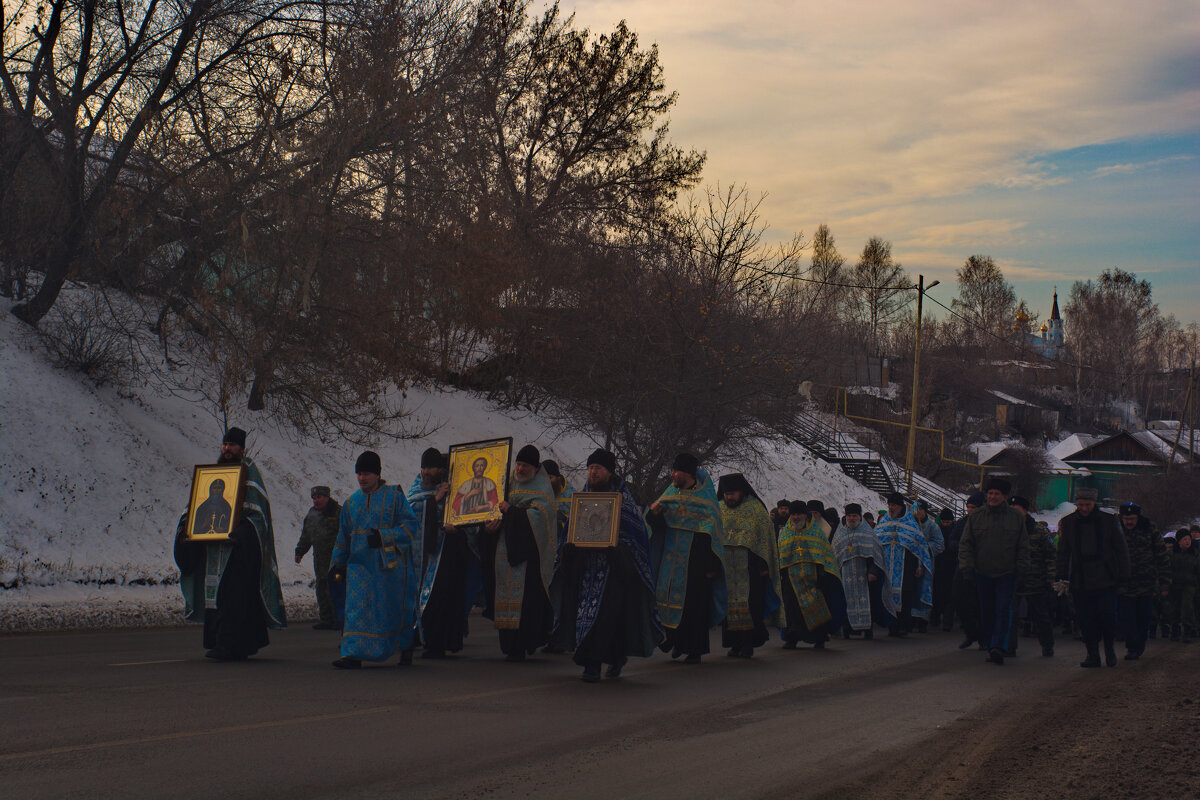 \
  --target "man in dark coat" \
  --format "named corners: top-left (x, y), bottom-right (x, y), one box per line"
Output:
top-left (931, 508), bottom-right (957, 630)
top-left (950, 492), bottom-right (984, 648)
top-left (1056, 488), bottom-right (1130, 668)
top-left (1115, 502), bottom-right (1170, 660)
